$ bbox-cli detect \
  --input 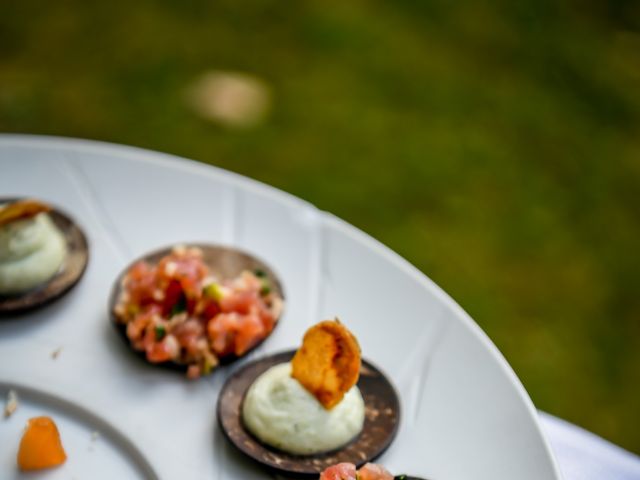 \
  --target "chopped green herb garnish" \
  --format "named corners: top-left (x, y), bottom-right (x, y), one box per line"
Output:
top-left (202, 356), bottom-right (216, 375)
top-left (394, 476), bottom-right (407, 480)
top-left (254, 269), bottom-right (267, 278)
top-left (170, 293), bottom-right (187, 316)
top-left (260, 278), bottom-right (271, 296)
top-left (155, 325), bottom-right (166, 341)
